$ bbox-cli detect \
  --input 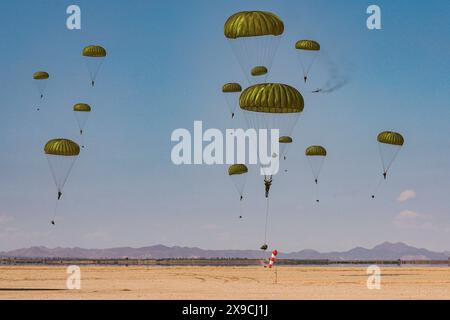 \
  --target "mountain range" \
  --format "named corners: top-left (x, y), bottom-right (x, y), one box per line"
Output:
top-left (1, 242), bottom-right (449, 260)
